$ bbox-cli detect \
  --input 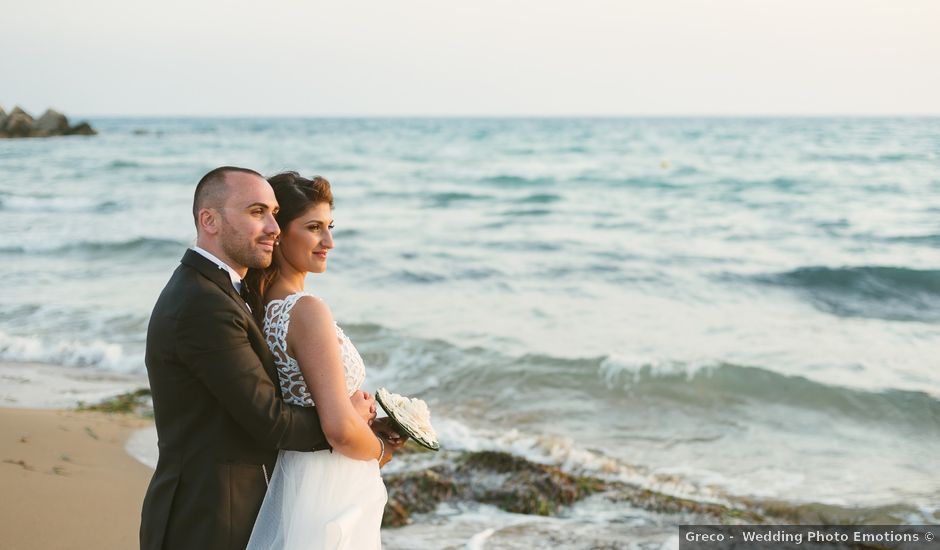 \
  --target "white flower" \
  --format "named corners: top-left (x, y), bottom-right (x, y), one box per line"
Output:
top-left (377, 387), bottom-right (439, 447)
